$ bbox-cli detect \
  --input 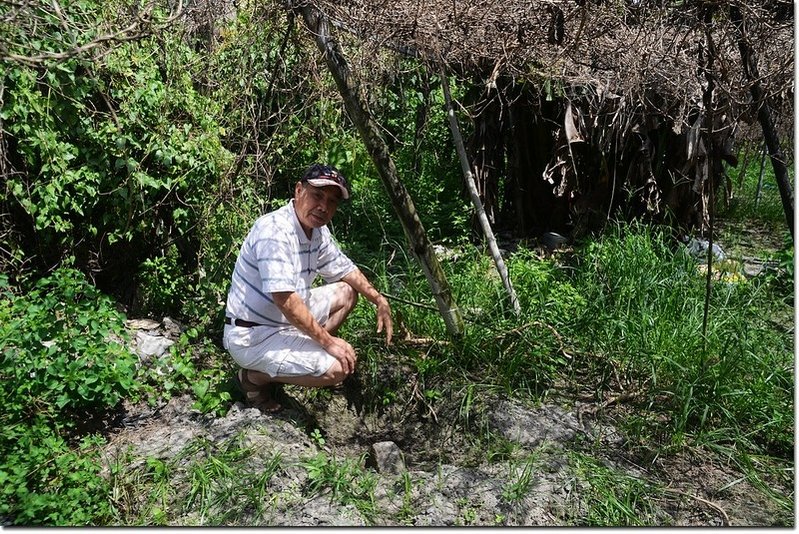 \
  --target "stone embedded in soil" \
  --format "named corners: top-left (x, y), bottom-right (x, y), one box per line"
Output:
top-left (488, 400), bottom-right (582, 448)
top-left (134, 331), bottom-right (174, 359)
top-left (367, 441), bottom-right (406, 474)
